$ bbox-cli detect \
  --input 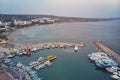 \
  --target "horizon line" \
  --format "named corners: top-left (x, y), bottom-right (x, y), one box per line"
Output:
top-left (0, 13), bottom-right (120, 19)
